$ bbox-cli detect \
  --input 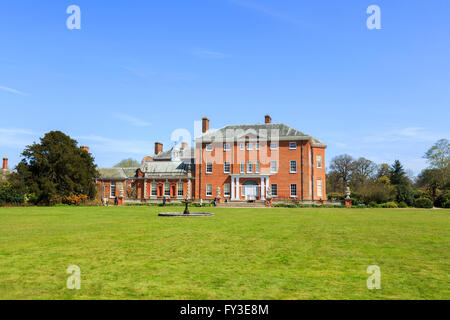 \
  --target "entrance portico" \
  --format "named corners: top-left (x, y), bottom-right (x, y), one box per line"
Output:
top-left (230, 174), bottom-right (271, 201)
